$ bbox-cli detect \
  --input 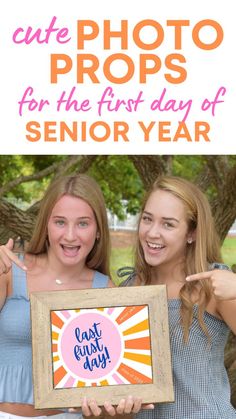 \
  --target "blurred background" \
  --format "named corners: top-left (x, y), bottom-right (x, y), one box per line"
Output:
top-left (0, 154), bottom-right (235, 406)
